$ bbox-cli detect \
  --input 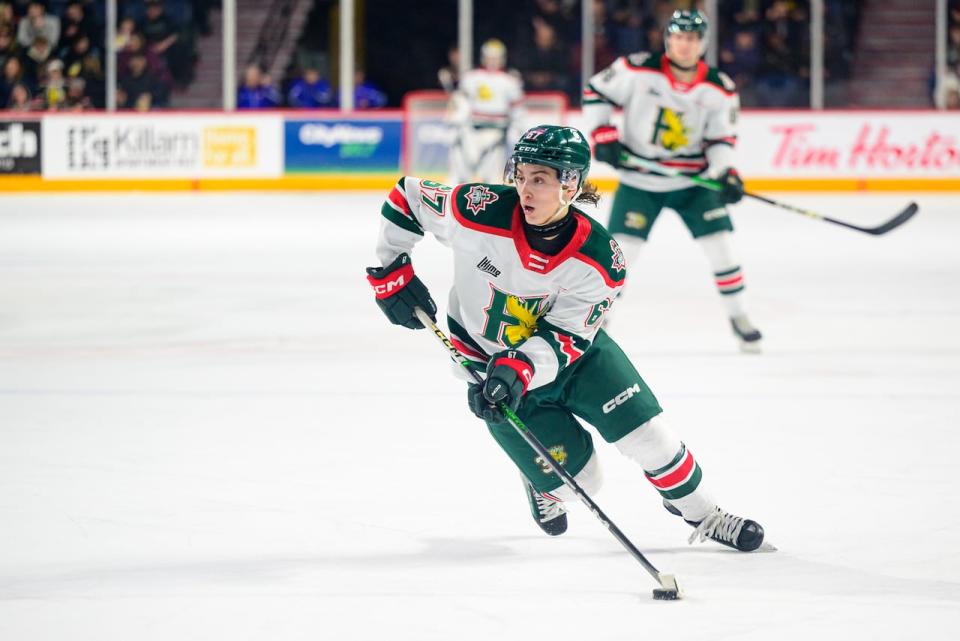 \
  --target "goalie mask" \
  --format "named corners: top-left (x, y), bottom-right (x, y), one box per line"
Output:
top-left (506, 125), bottom-right (592, 192)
